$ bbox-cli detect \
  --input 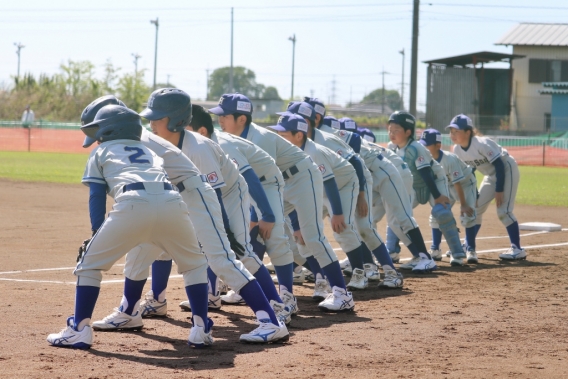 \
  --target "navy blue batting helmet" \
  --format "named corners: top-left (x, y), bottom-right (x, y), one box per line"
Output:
top-left (81, 95), bottom-right (126, 147)
top-left (388, 111), bottom-right (416, 136)
top-left (81, 105), bottom-right (143, 147)
top-left (140, 88), bottom-right (192, 132)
